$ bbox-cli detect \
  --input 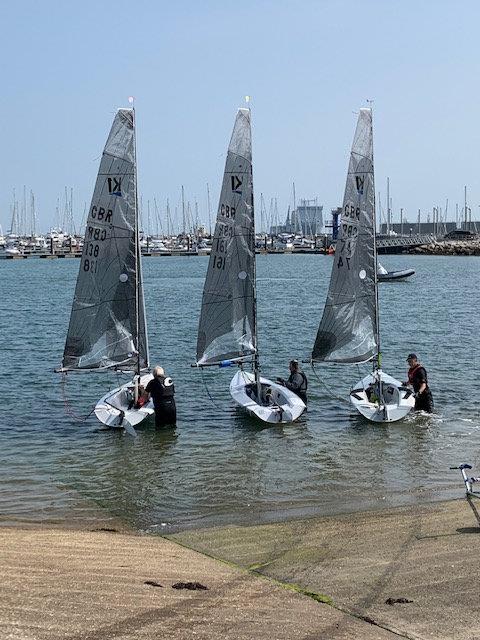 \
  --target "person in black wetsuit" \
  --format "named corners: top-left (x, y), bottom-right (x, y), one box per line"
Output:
top-left (404, 353), bottom-right (434, 413)
top-left (277, 360), bottom-right (308, 404)
top-left (145, 366), bottom-right (176, 427)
